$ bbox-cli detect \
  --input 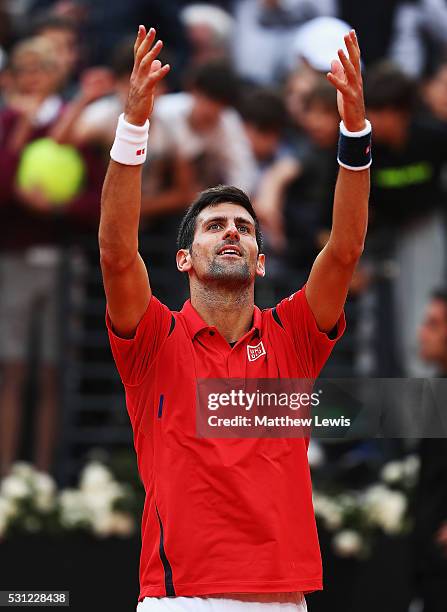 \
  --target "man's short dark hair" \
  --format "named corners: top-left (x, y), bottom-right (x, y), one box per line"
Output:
top-left (111, 37), bottom-right (135, 78)
top-left (431, 288), bottom-right (447, 305)
top-left (177, 185), bottom-right (263, 252)
top-left (240, 88), bottom-right (288, 132)
top-left (186, 61), bottom-right (240, 106)
top-left (431, 288), bottom-right (447, 323)
top-left (30, 15), bottom-right (78, 37)
top-left (365, 62), bottom-right (417, 112)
